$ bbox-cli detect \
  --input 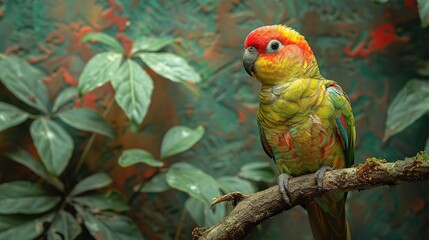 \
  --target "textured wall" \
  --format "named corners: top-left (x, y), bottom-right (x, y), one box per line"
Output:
top-left (0, 0), bottom-right (428, 239)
